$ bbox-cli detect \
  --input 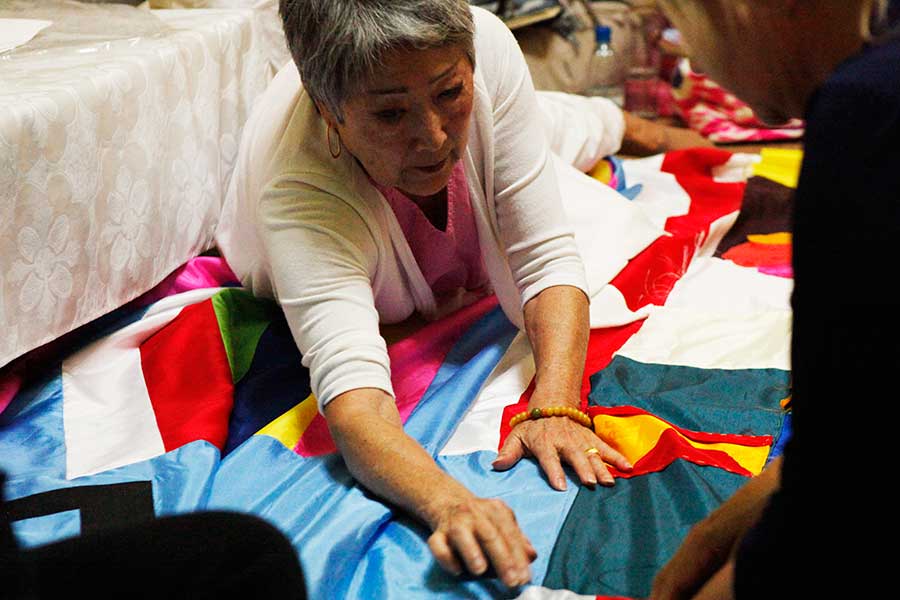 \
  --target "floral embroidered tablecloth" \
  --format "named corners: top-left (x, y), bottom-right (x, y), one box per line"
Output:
top-left (0, 0), bottom-right (273, 368)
